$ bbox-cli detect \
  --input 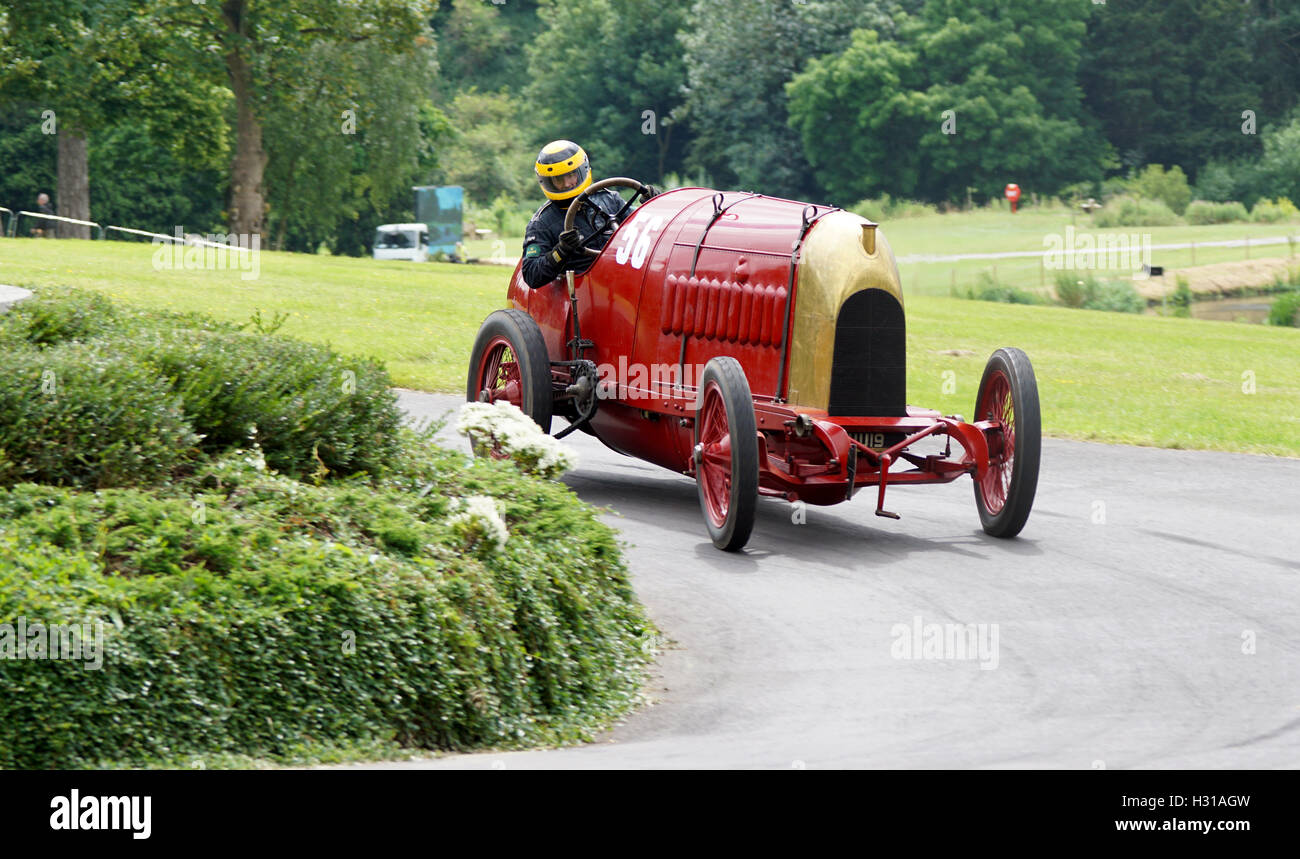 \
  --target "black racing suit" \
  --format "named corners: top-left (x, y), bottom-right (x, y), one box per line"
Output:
top-left (520, 188), bottom-right (626, 289)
